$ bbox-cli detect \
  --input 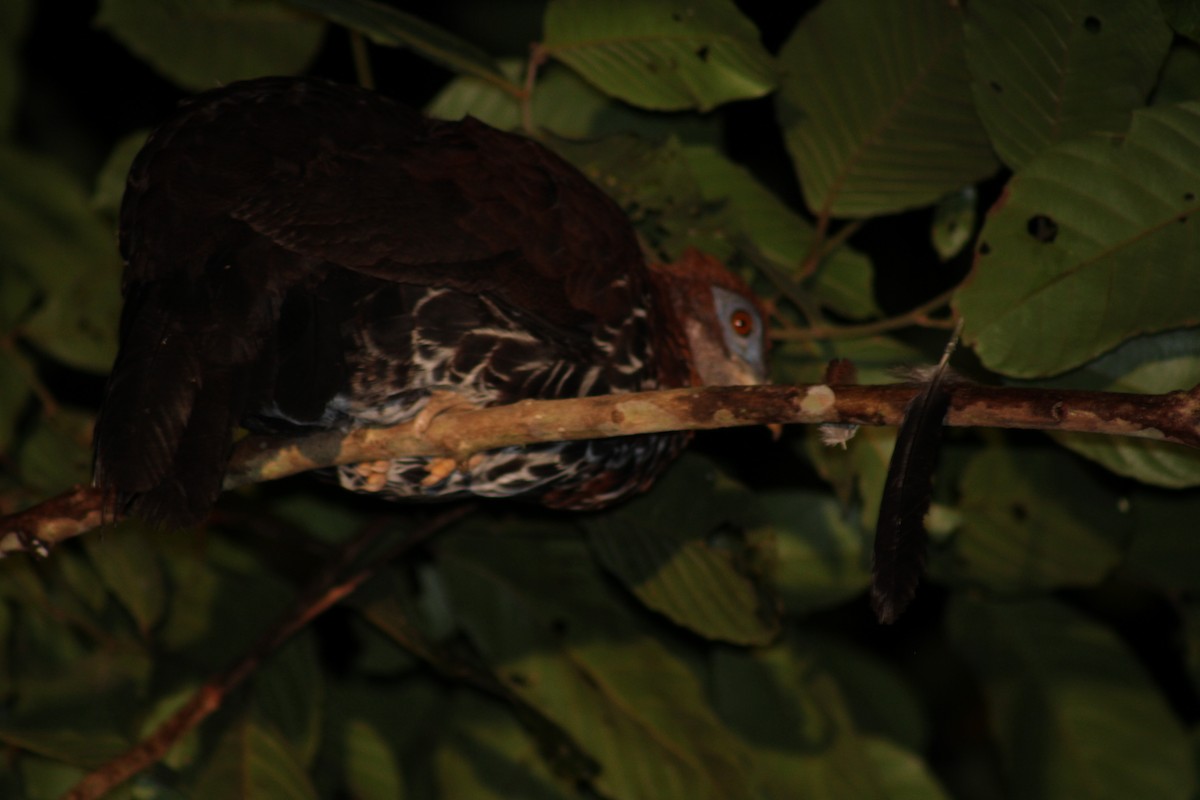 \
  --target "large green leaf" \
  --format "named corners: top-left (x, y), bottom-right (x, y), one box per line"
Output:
top-left (426, 59), bottom-right (718, 142)
top-left (755, 491), bottom-right (871, 615)
top-left (957, 102), bottom-right (1200, 377)
top-left (95, 0), bottom-right (324, 90)
top-left (189, 718), bottom-right (319, 800)
top-left (948, 597), bottom-right (1196, 800)
top-left (283, 0), bottom-right (516, 94)
top-left (343, 719), bottom-right (405, 800)
top-left (542, 0), bottom-right (776, 112)
top-left (681, 145), bottom-right (879, 320)
top-left (584, 455), bottom-right (779, 645)
top-left (82, 522), bottom-right (166, 636)
top-left (0, 146), bottom-right (121, 372)
top-left (431, 693), bottom-right (574, 800)
top-left (710, 645), bottom-right (892, 800)
top-left (944, 446), bottom-right (1126, 592)
top-left (437, 524), bottom-right (753, 800)
top-left (251, 632), bottom-right (324, 766)
top-left (1045, 329), bottom-right (1200, 487)
top-left (965, 0), bottom-right (1171, 170)
top-left (776, 0), bottom-right (997, 218)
